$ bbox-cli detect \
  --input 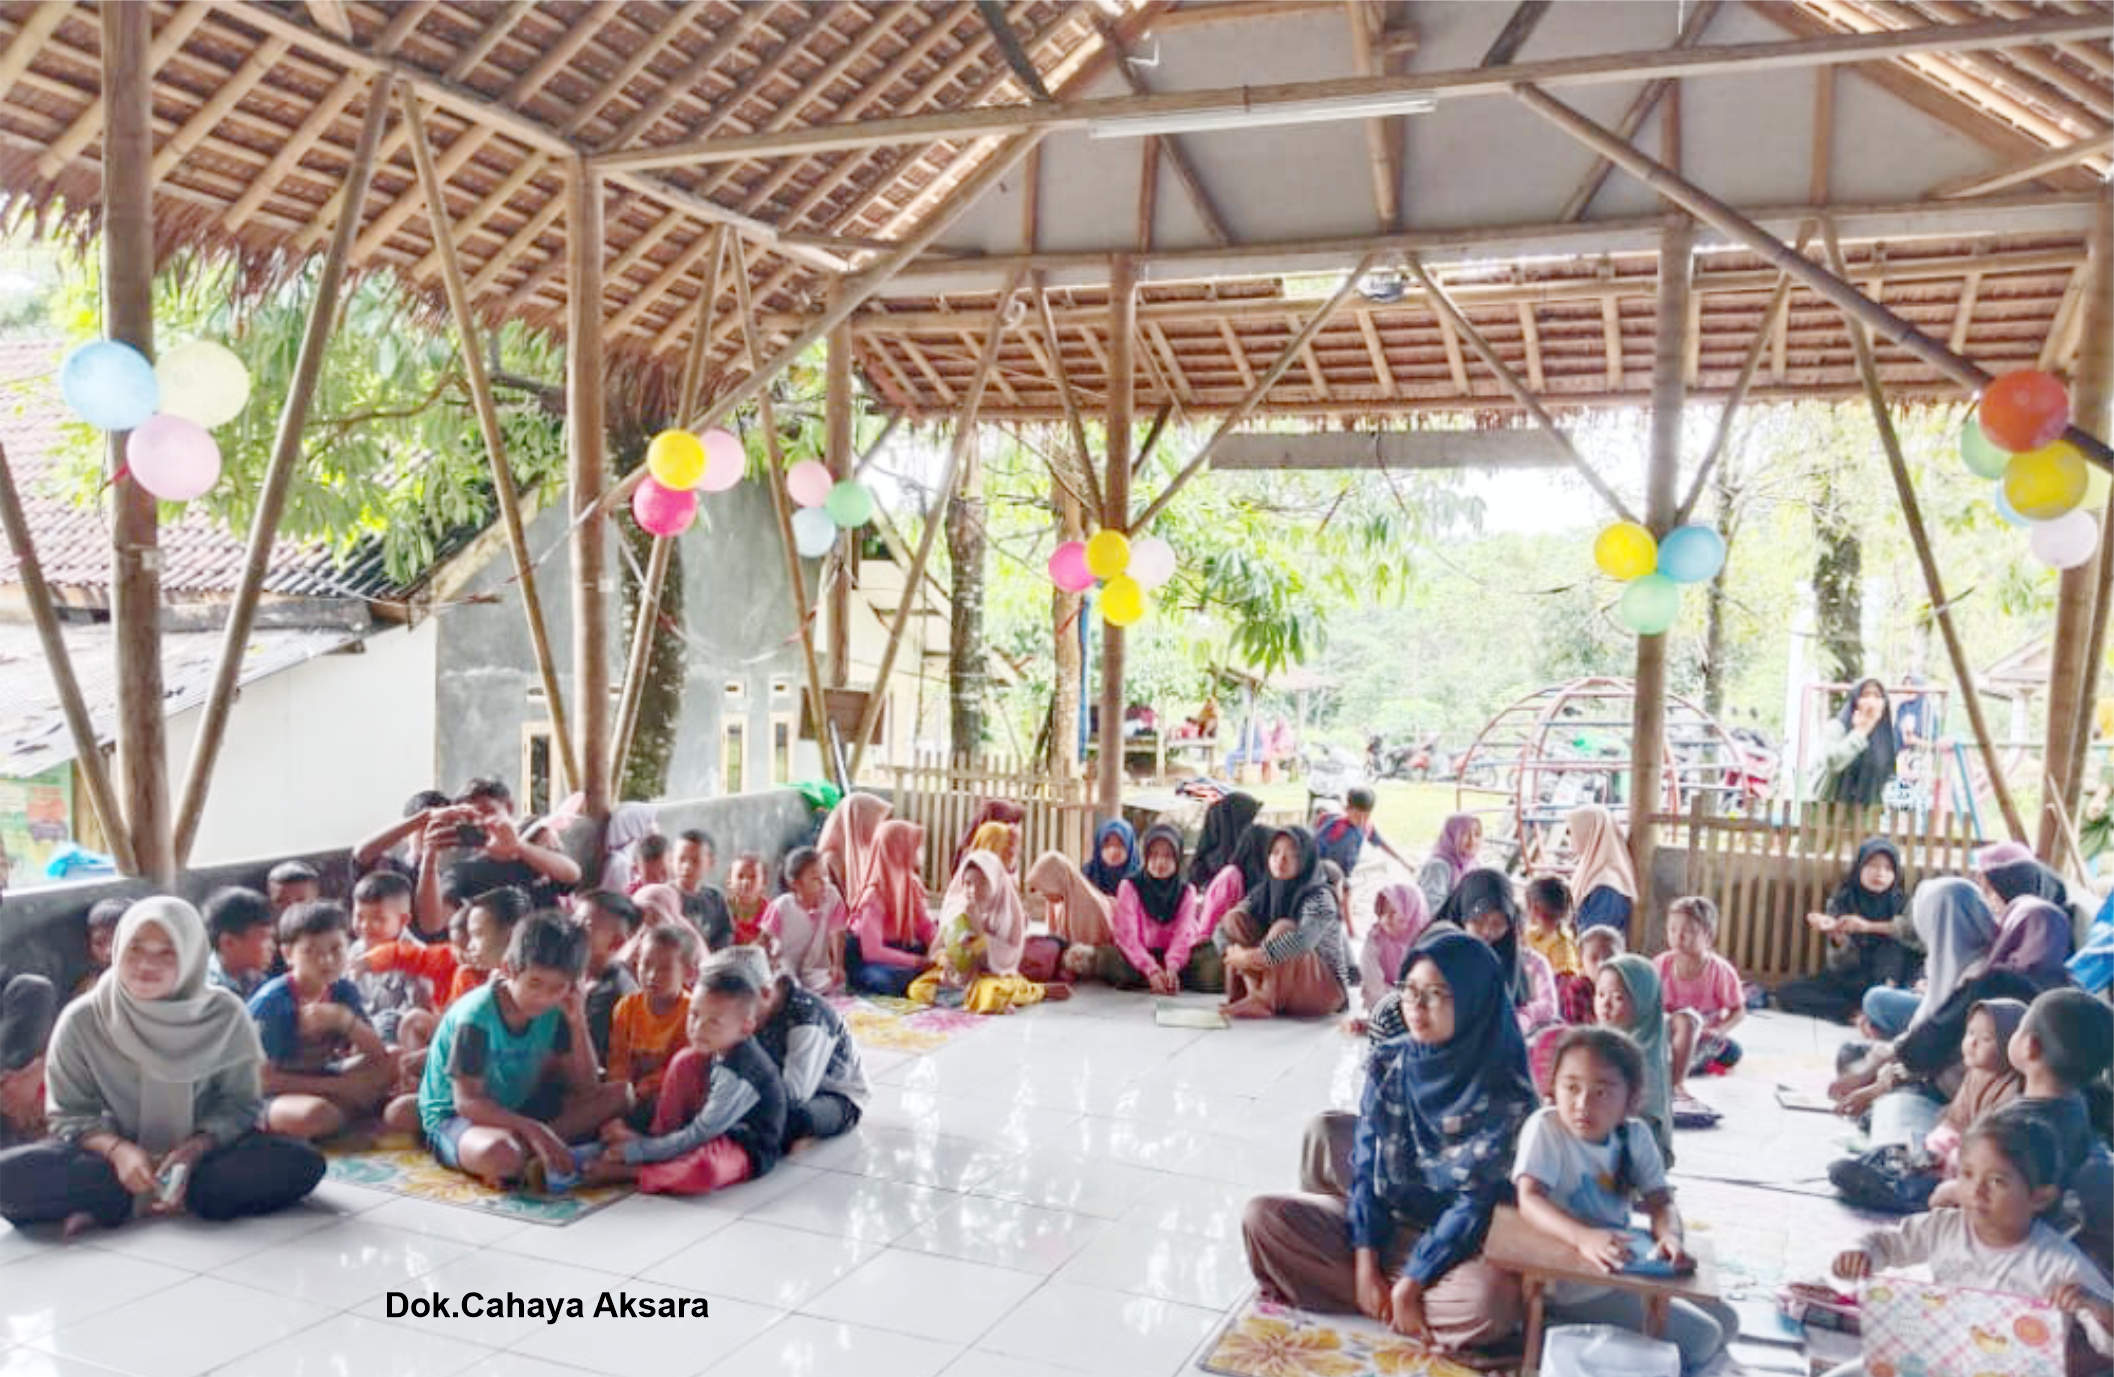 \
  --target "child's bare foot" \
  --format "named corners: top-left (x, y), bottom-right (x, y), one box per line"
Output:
top-left (1222, 997), bottom-right (1273, 1020)
top-left (1041, 982), bottom-right (1072, 1001)
top-left (61, 1210), bottom-right (99, 1239)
